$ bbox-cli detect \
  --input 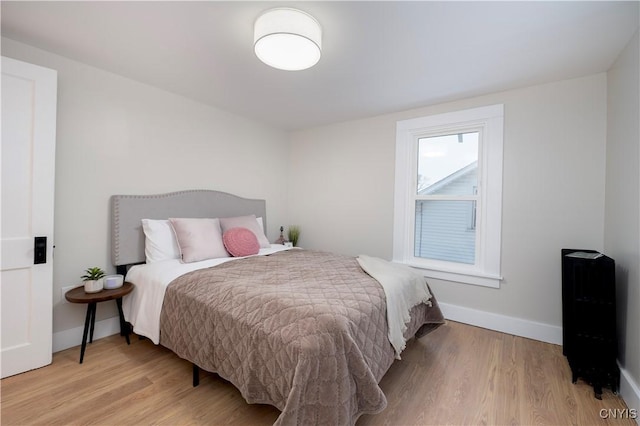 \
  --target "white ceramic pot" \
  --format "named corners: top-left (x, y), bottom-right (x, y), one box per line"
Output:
top-left (84, 278), bottom-right (103, 293)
